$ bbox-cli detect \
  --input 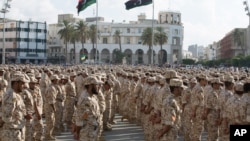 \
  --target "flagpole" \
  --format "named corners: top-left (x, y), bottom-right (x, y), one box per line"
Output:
top-left (95, 0), bottom-right (98, 63)
top-left (151, 0), bottom-right (155, 65)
